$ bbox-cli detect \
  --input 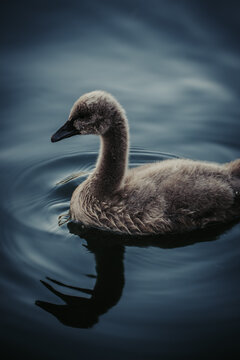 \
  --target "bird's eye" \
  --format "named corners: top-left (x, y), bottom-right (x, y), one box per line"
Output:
top-left (80, 111), bottom-right (90, 119)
